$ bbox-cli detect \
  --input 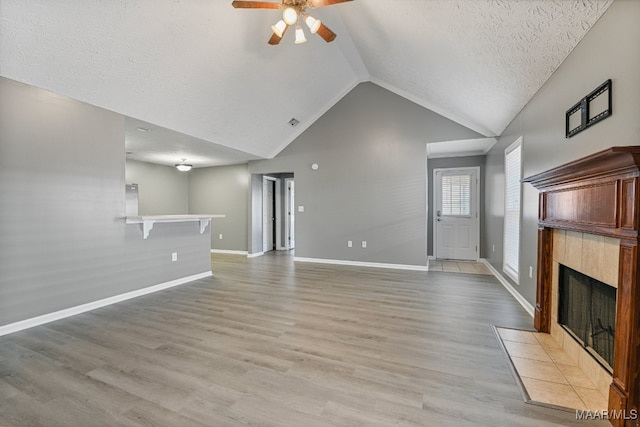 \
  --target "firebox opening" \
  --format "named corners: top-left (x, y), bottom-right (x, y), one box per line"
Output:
top-left (558, 264), bottom-right (616, 373)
